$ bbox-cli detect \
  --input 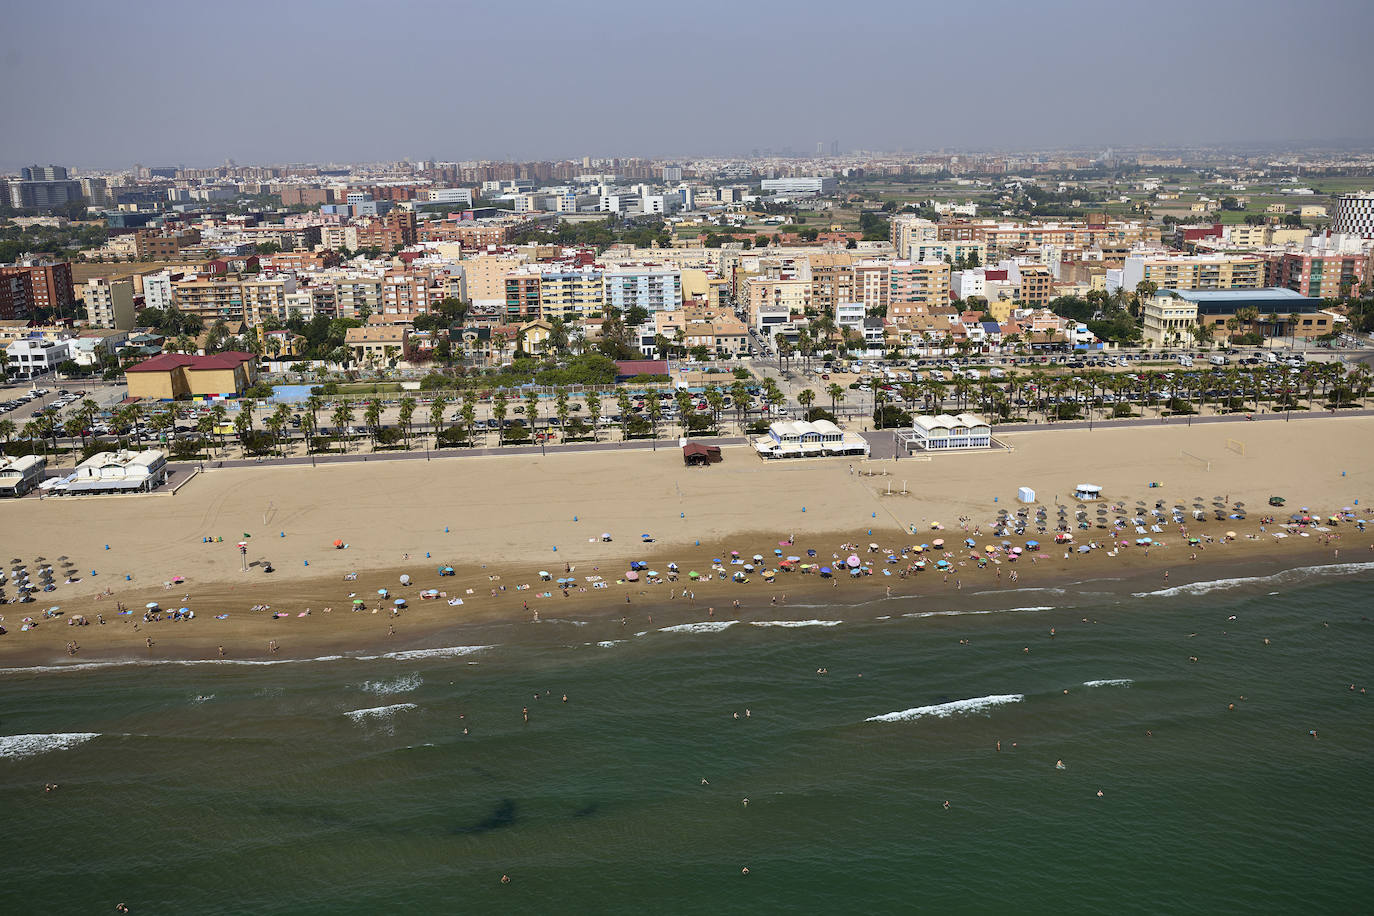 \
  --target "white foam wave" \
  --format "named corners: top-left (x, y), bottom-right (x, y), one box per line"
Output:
top-left (901, 606), bottom-right (1052, 619)
top-left (749, 619), bottom-right (843, 628)
top-left (359, 673), bottom-right (423, 696)
top-left (1133, 561), bottom-right (1374, 599)
top-left (344, 703), bottom-right (418, 722)
top-left (1, 646), bottom-right (493, 676)
top-left (1082, 679), bottom-right (1133, 688)
top-left (656, 621), bottom-right (738, 634)
top-left (0, 732), bottom-right (100, 759)
top-left (353, 645), bottom-right (493, 662)
top-left (866, 694), bottom-right (1024, 723)
top-left (596, 640), bottom-right (625, 648)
